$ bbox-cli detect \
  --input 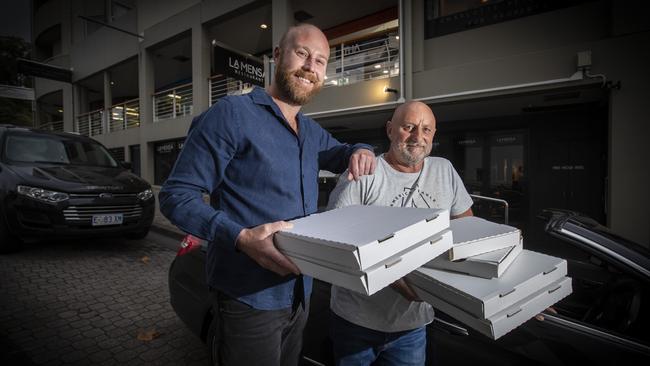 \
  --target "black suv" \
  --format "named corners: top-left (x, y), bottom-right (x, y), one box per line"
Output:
top-left (0, 125), bottom-right (155, 252)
